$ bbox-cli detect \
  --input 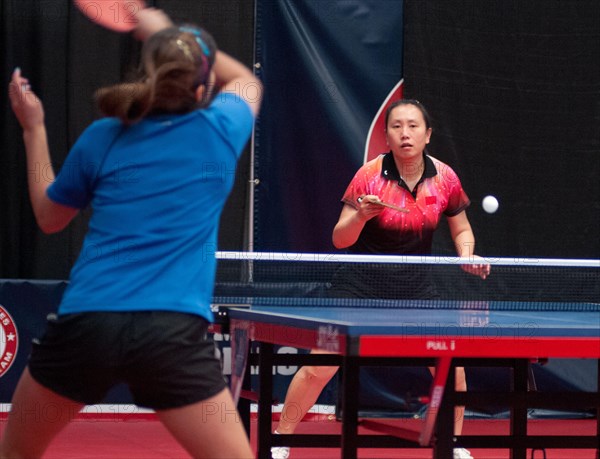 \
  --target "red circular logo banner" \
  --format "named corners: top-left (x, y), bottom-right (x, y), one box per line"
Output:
top-left (0, 305), bottom-right (19, 378)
